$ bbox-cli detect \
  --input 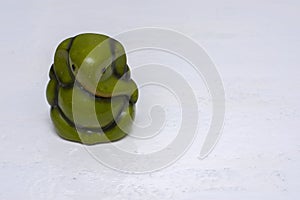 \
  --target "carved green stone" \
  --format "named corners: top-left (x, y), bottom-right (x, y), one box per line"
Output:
top-left (46, 33), bottom-right (138, 144)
